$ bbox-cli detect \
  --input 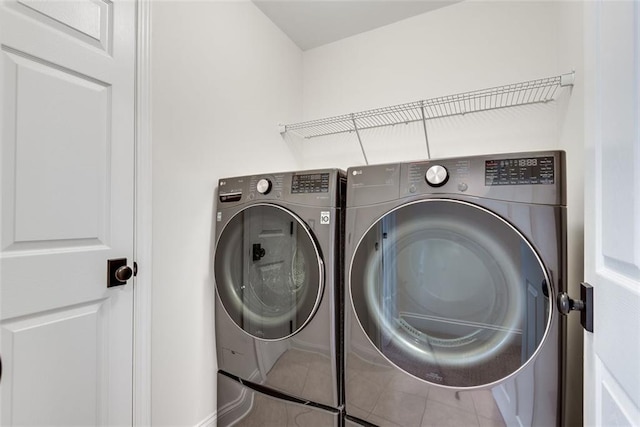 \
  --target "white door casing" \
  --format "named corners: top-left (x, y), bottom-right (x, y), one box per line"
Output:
top-left (0, 0), bottom-right (136, 425)
top-left (584, 1), bottom-right (640, 425)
